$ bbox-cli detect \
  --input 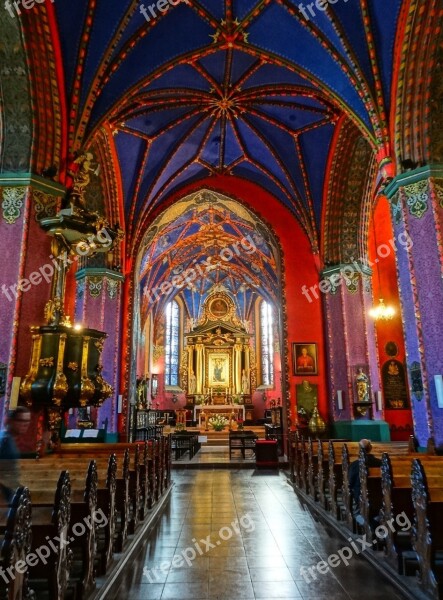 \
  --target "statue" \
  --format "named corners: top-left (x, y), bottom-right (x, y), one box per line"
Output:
top-left (241, 369), bottom-right (250, 394)
top-left (356, 368), bottom-right (370, 403)
top-left (188, 369), bottom-right (196, 394)
top-left (68, 152), bottom-right (100, 210)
